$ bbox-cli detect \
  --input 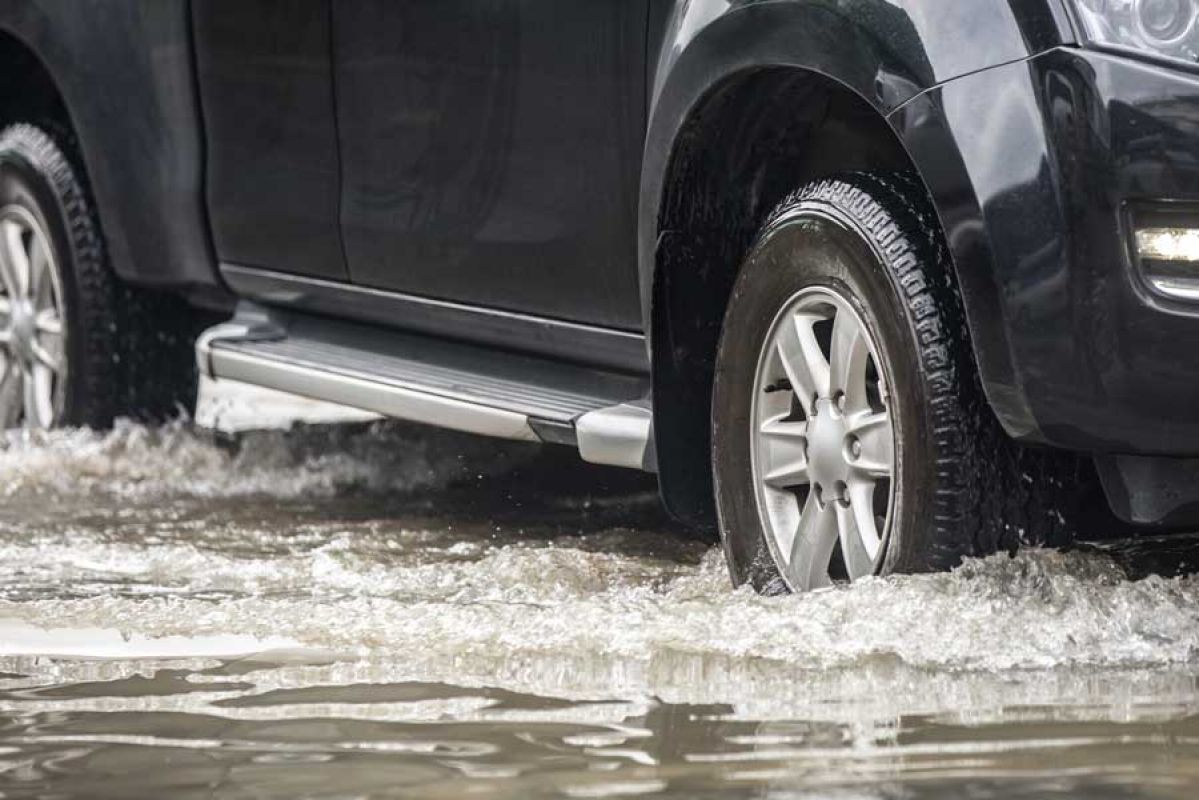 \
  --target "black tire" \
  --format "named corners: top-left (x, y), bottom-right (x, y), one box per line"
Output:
top-left (712, 172), bottom-right (1092, 593)
top-left (0, 123), bottom-right (212, 429)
